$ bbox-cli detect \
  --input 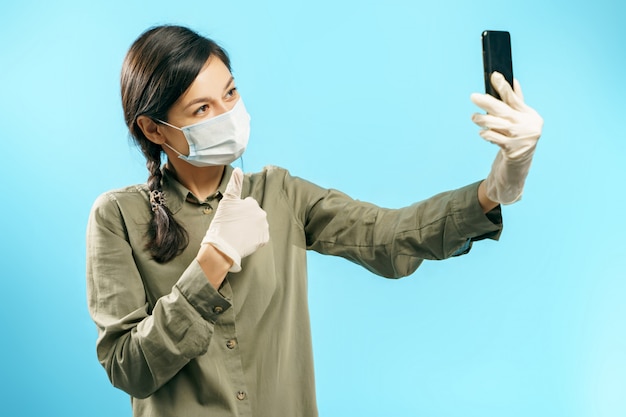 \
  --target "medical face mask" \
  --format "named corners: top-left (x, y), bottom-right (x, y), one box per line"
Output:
top-left (158, 98), bottom-right (250, 167)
